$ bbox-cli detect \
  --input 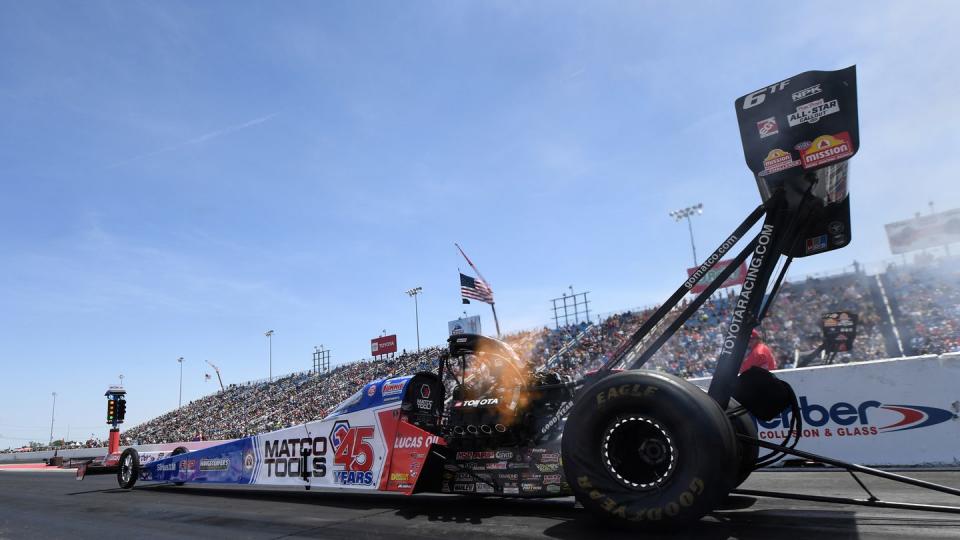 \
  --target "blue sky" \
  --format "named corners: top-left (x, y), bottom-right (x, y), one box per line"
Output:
top-left (2, 1), bottom-right (958, 445)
